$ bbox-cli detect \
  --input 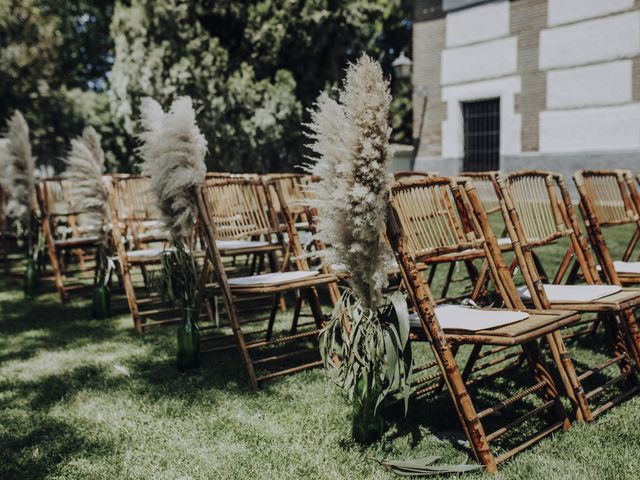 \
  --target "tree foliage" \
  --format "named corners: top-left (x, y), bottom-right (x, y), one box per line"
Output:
top-left (0, 0), bottom-right (115, 172)
top-left (110, 0), bottom-right (412, 173)
top-left (1, 0), bottom-right (412, 173)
